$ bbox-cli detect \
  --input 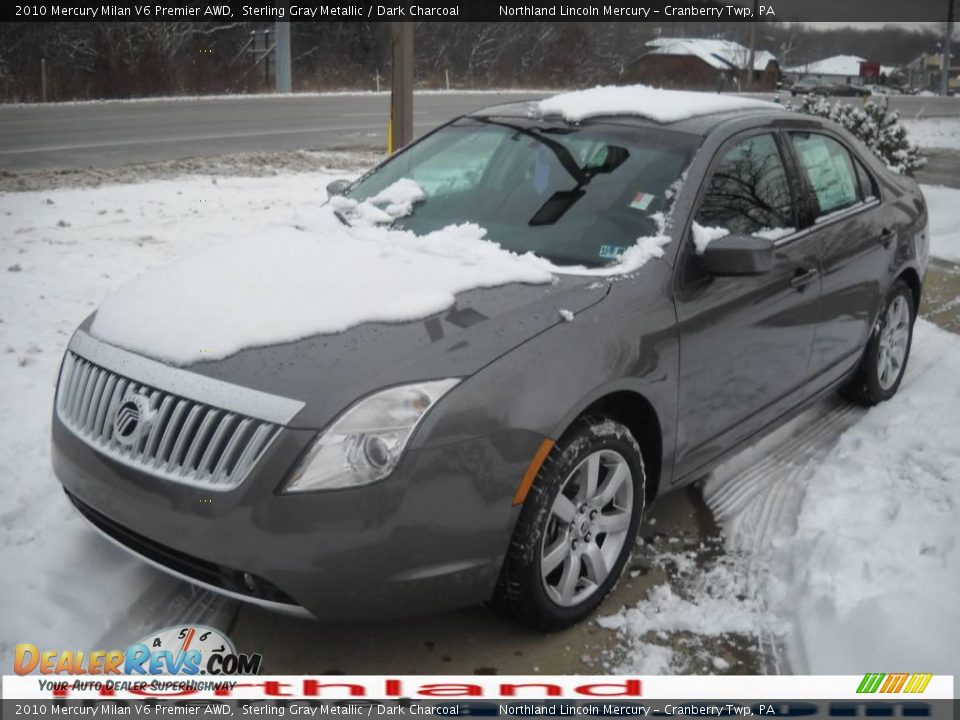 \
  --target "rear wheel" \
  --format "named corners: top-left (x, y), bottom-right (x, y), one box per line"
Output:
top-left (493, 416), bottom-right (645, 630)
top-left (842, 280), bottom-right (915, 406)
